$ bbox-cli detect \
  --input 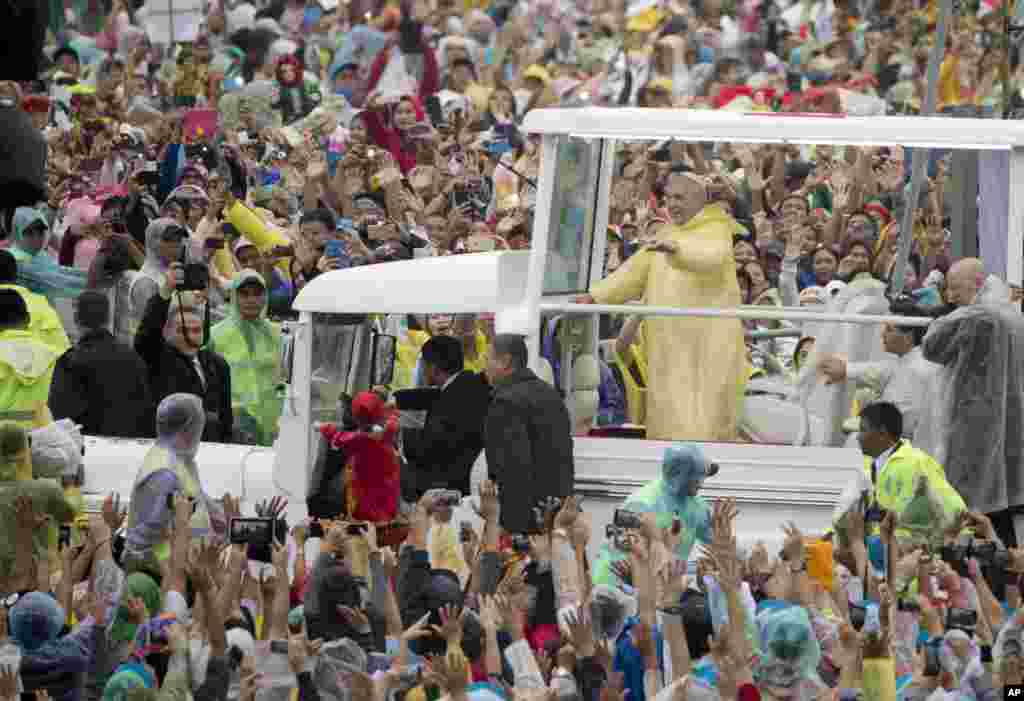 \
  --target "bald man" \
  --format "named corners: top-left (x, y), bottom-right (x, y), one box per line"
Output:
top-left (943, 258), bottom-right (987, 308)
top-left (914, 257), bottom-right (1024, 547)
